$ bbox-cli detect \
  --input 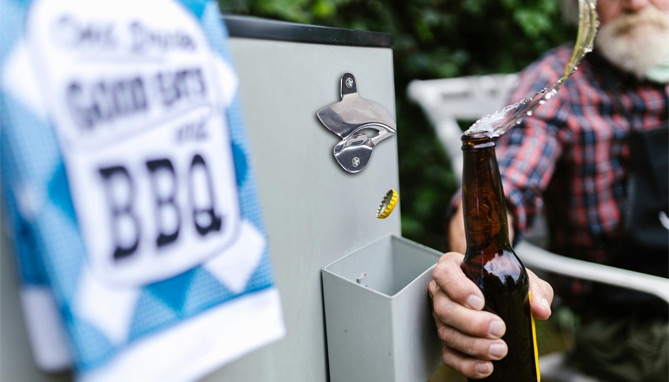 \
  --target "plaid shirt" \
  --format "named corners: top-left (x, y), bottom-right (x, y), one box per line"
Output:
top-left (497, 44), bottom-right (669, 268)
